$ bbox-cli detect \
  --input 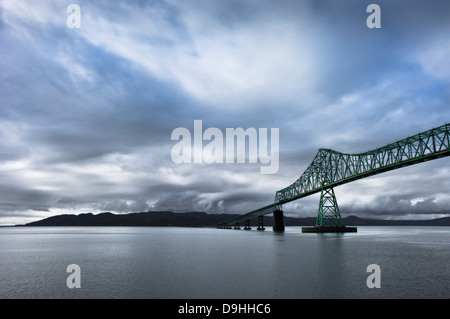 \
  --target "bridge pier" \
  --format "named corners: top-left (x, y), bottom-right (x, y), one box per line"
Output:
top-left (302, 226), bottom-right (357, 233)
top-left (257, 215), bottom-right (265, 231)
top-left (244, 219), bottom-right (251, 230)
top-left (234, 222), bottom-right (240, 230)
top-left (302, 187), bottom-right (357, 233)
top-left (273, 209), bottom-right (285, 232)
